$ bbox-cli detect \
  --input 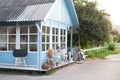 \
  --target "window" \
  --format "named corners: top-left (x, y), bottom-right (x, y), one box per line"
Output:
top-left (42, 25), bottom-right (67, 51)
top-left (60, 29), bottom-right (67, 48)
top-left (8, 27), bottom-right (16, 50)
top-left (42, 26), bottom-right (50, 51)
top-left (0, 27), bottom-right (7, 50)
top-left (20, 26), bottom-right (38, 52)
top-left (0, 26), bottom-right (16, 51)
top-left (20, 26), bottom-right (28, 51)
top-left (52, 28), bottom-right (59, 50)
top-left (29, 26), bottom-right (37, 51)
top-left (0, 26), bottom-right (38, 52)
